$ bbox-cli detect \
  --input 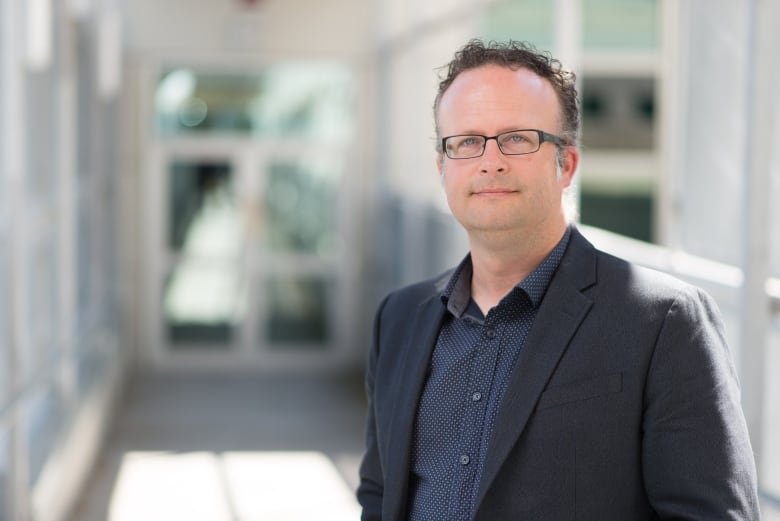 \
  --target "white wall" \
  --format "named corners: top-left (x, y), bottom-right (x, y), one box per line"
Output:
top-left (120, 0), bottom-right (373, 57)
